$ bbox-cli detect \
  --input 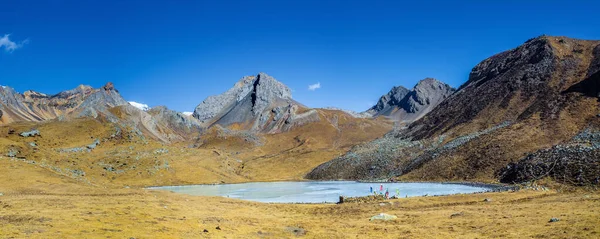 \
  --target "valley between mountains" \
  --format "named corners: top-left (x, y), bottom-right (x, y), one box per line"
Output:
top-left (1, 35), bottom-right (599, 238)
